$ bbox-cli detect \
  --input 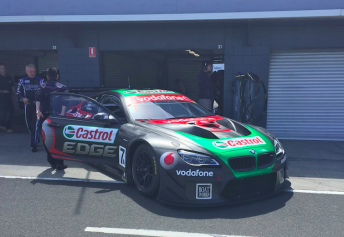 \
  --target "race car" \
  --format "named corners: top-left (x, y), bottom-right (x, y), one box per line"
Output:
top-left (42, 89), bottom-right (287, 206)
